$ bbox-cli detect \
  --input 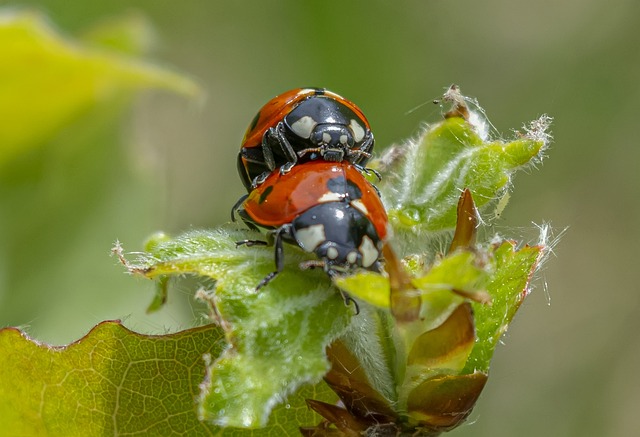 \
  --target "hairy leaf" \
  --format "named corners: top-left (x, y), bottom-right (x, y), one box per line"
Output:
top-left (0, 321), bottom-right (338, 436)
top-left (463, 241), bottom-right (544, 373)
top-left (379, 115), bottom-right (550, 234)
top-left (121, 226), bottom-right (352, 428)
